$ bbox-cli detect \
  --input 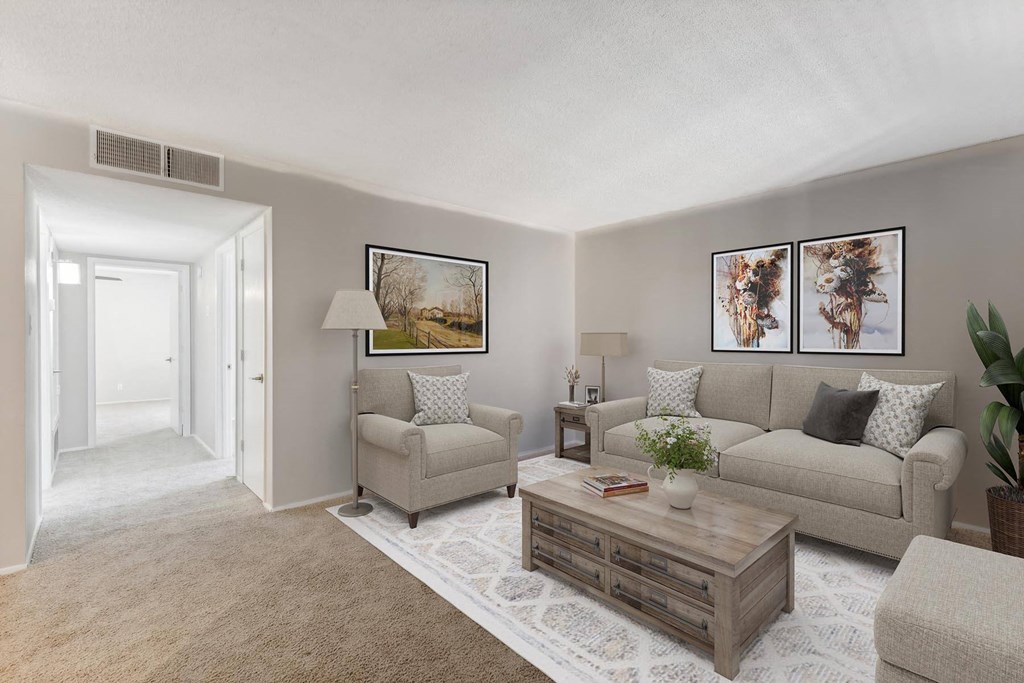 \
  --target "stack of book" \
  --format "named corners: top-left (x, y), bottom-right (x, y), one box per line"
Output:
top-left (558, 400), bottom-right (588, 409)
top-left (582, 473), bottom-right (649, 498)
